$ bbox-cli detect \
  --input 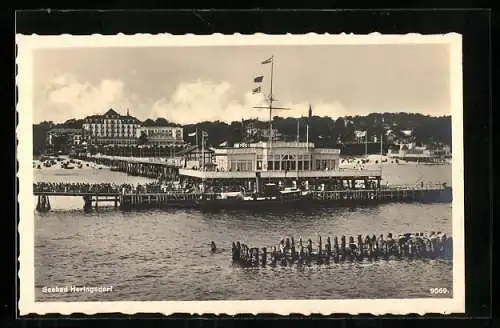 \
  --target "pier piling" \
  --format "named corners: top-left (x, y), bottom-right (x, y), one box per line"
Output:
top-left (36, 195), bottom-right (51, 212)
top-left (233, 233), bottom-right (452, 267)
